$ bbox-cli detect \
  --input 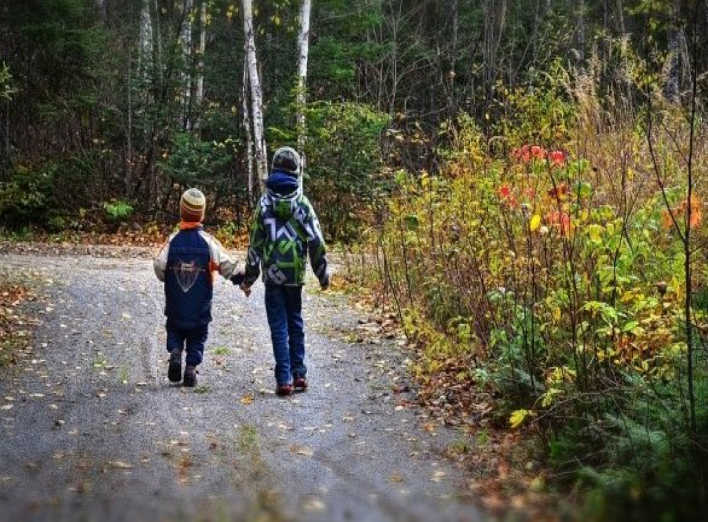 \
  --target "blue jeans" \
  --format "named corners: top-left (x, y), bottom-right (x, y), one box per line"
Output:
top-left (166, 323), bottom-right (209, 367)
top-left (265, 285), bottom-right (306, 385)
